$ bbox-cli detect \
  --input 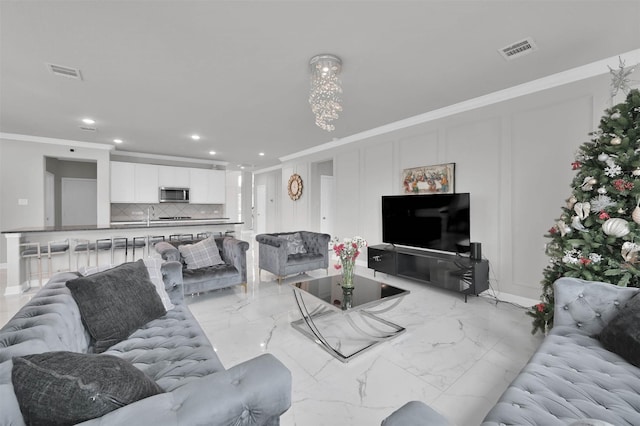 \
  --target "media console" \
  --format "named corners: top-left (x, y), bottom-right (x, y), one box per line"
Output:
top-left (367, 244), bottom-right (489, 302)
